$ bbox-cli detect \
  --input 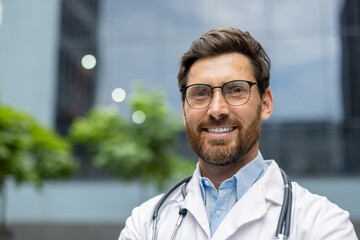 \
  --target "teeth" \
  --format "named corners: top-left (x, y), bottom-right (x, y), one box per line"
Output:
top-left (207, 127), bottom-right (235, 133)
